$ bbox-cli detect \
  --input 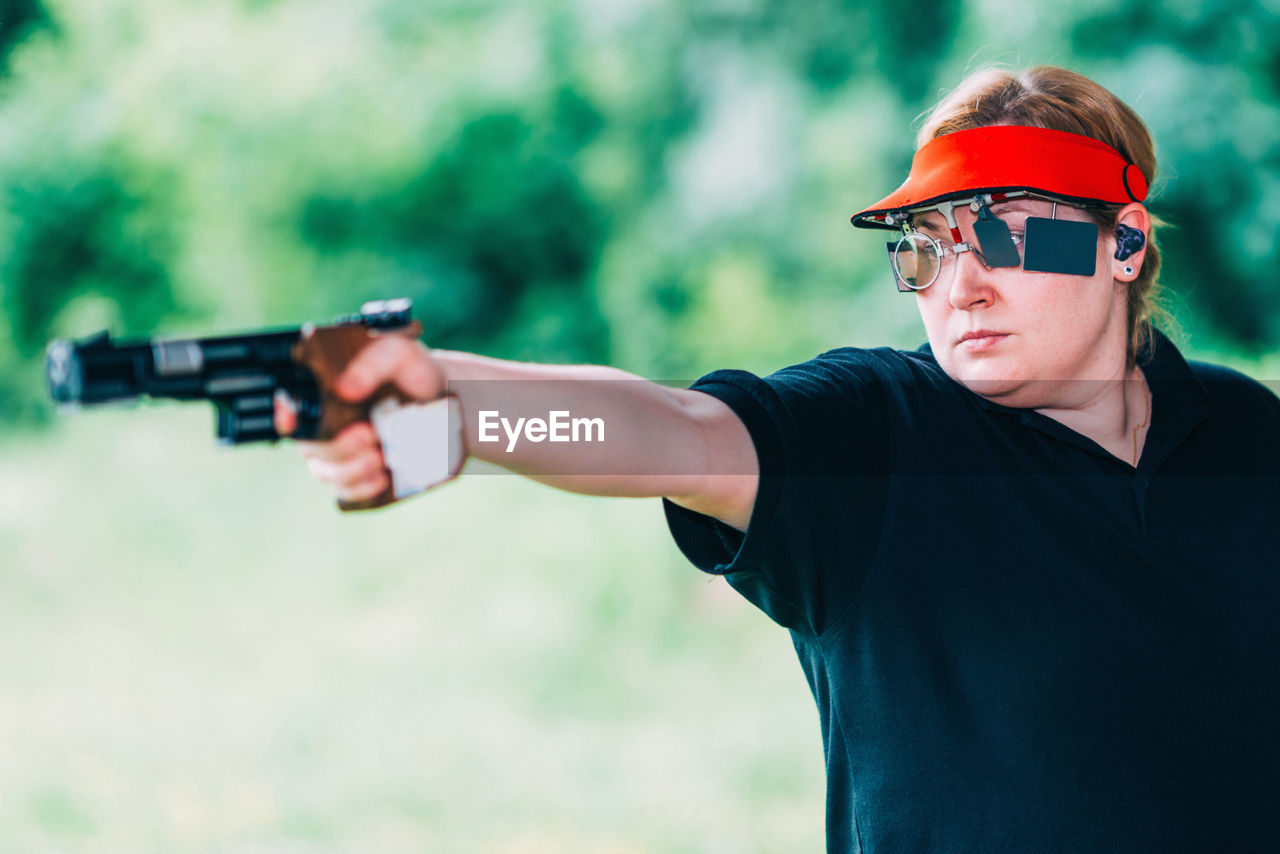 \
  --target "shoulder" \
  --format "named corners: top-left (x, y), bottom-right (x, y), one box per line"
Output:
top-left (807, 344), bottom-right (942, 378)
top-left (690, 345), bottom-right (960, 417)
top-left (691, 345), bottom-right (905, 392)
top-left (761, 344), bottom-right (953, 395)
top-left (686, 345), bottom-right (958, 474)
top-left (1186, 360), bottom-right (1280, 416)
top-left (1145, 331), bottom-right (1280, 428)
